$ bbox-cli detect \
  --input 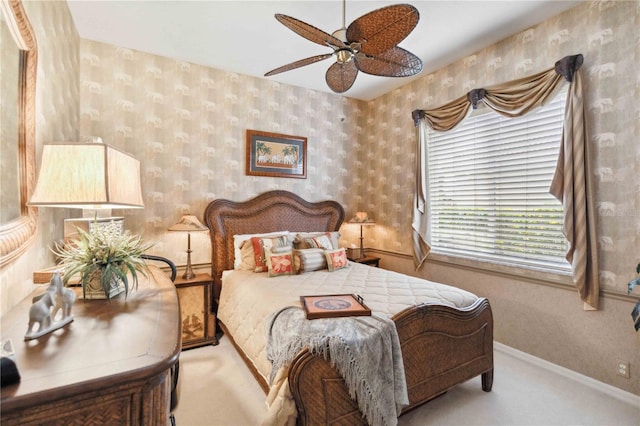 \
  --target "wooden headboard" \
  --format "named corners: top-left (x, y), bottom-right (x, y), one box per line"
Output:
top-left (203, 190), bottom-right (345, 297)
